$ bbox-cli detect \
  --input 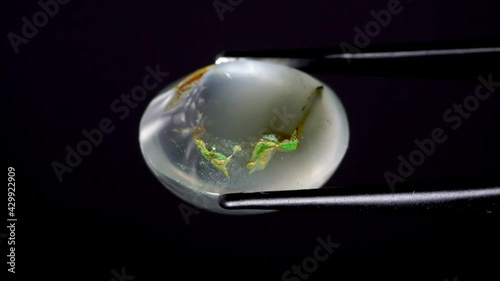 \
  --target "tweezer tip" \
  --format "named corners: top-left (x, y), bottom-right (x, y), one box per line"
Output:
top-left (218, 194), bottom-right (233, 209)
